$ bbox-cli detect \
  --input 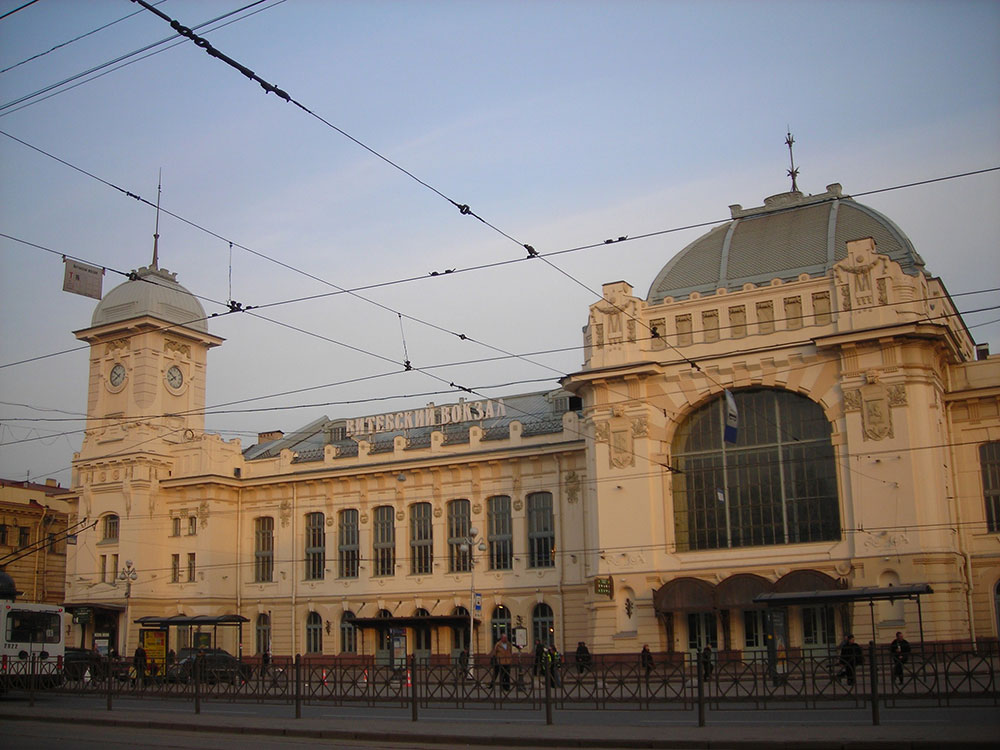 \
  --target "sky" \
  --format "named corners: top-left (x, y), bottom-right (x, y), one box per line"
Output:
top-left (1, 0), bottom-right (998, 488)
